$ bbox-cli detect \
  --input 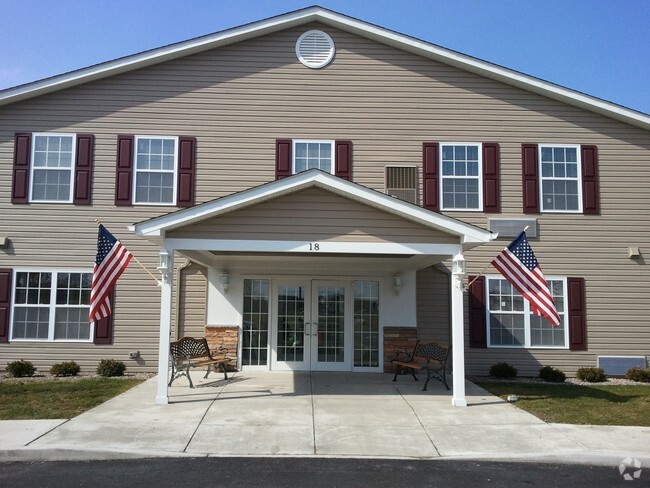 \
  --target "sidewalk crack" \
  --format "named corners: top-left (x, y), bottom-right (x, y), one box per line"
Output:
top-left (182, 374), bottom-right (231, 453)
top-left (25, 418), bottom-right (70, 446)
top-left (393, 383), bottom-right (441, 457)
